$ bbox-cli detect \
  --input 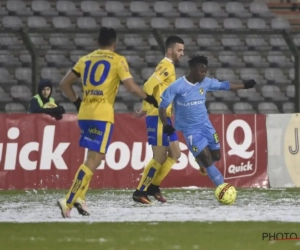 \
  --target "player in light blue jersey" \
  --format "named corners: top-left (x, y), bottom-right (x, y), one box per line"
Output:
top-left (159, 55), bottom-right (256, 188)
